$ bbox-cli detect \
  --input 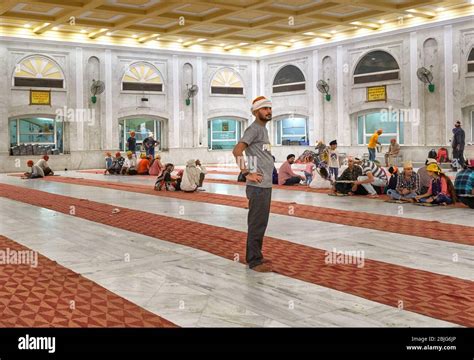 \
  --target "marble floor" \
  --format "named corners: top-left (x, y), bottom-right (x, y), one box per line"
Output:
top-left (0, 169), bottom-right (472, 328)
